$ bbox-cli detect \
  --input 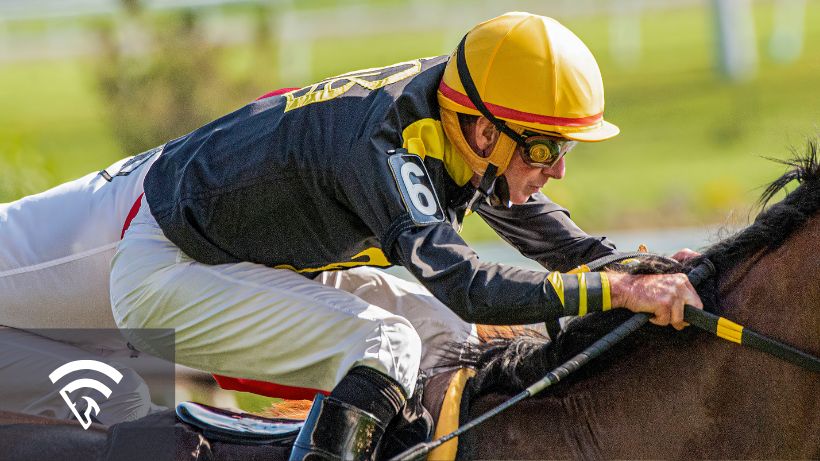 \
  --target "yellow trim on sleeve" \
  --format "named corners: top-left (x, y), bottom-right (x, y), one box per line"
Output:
top-left (716, 317), bottom-right (744, 344)
top-left (428, 368), bottom-right (477, 461)
top-left (601, 272), bottom-right (611, 311)
top-left (578, 273), bottom-right (588, 316)
top-left (546, 271), bottom-right (565, 306)
top-left (568, 264), bottom-right (590, 274)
